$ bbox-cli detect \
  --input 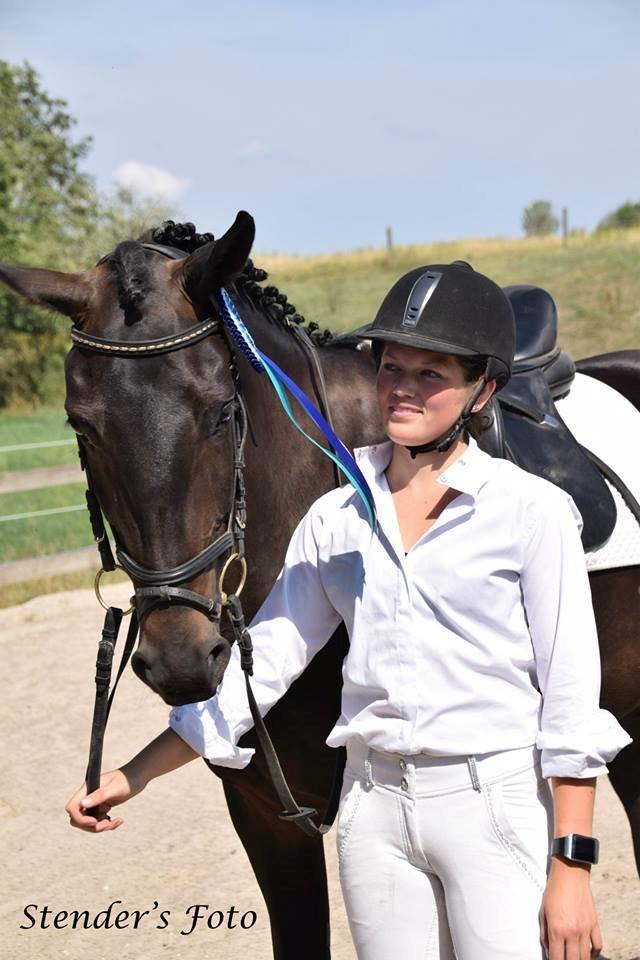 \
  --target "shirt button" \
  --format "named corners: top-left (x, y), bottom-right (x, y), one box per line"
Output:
top-left (401, 777), bottom-right (409, 792)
